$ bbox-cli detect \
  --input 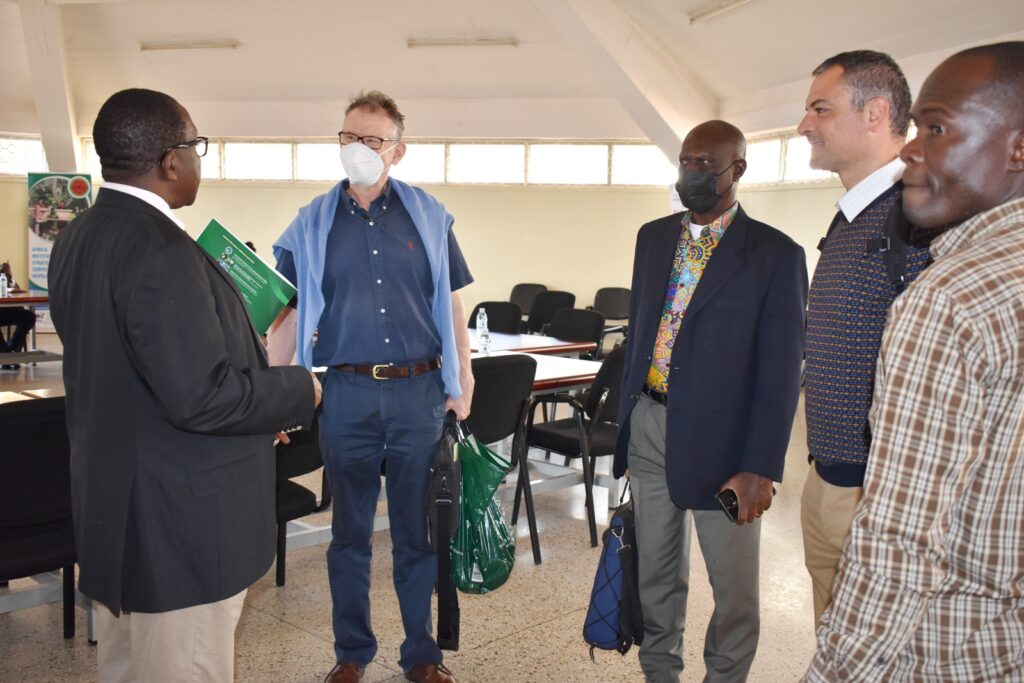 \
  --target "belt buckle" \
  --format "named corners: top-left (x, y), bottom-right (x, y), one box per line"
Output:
top-left (371, 364), bottom-right (391, 380)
